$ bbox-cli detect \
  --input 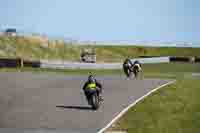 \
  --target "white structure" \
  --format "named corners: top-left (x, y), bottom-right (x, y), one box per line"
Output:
top-left (4, 28), bottom-right (17, 36)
